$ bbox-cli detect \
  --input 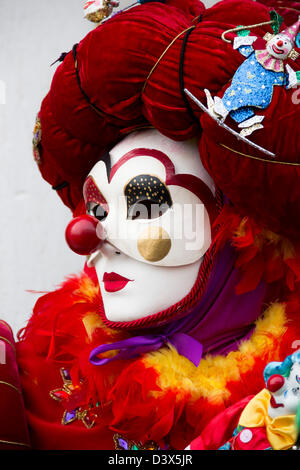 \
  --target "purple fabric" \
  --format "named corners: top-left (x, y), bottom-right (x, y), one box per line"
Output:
top-left (164, 243), bottom-right (266, 356)
top-left (89, 332), bottom-right (203, 366)
top-left (90, 243), bottom-right (266, 367)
